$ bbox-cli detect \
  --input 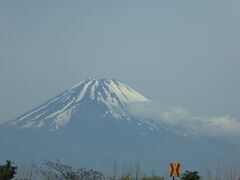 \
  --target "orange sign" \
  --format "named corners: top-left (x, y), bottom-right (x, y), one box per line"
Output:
top-left (170, 162), bottom-right (181, 177)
